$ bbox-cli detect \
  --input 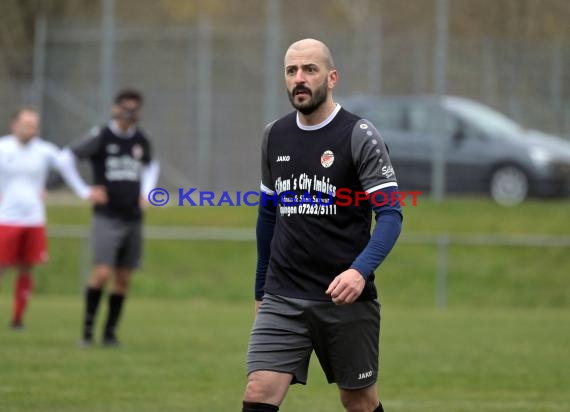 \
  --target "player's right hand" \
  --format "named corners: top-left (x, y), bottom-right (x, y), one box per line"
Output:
top-left (326, 268), bottom-right (366, 305)
top-left (255, 300), bottom-right (262, 314)
top-left (88, 185), bottom-right (108, 205)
